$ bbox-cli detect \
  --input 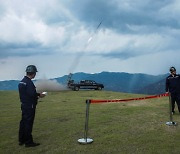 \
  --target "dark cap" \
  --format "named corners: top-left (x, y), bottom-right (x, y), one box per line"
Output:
top-left (26, 65), bottom-right (38, 73)
top-left (169, 66), bottom-right (176, 72)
